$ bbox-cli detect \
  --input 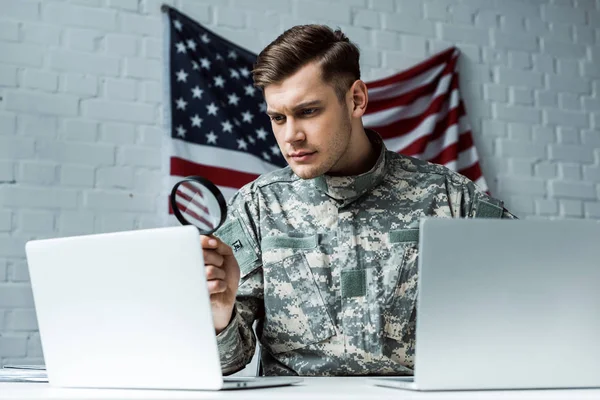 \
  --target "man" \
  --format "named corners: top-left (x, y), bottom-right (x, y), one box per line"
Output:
top-left (201, 25), bottom-right (514, 376)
